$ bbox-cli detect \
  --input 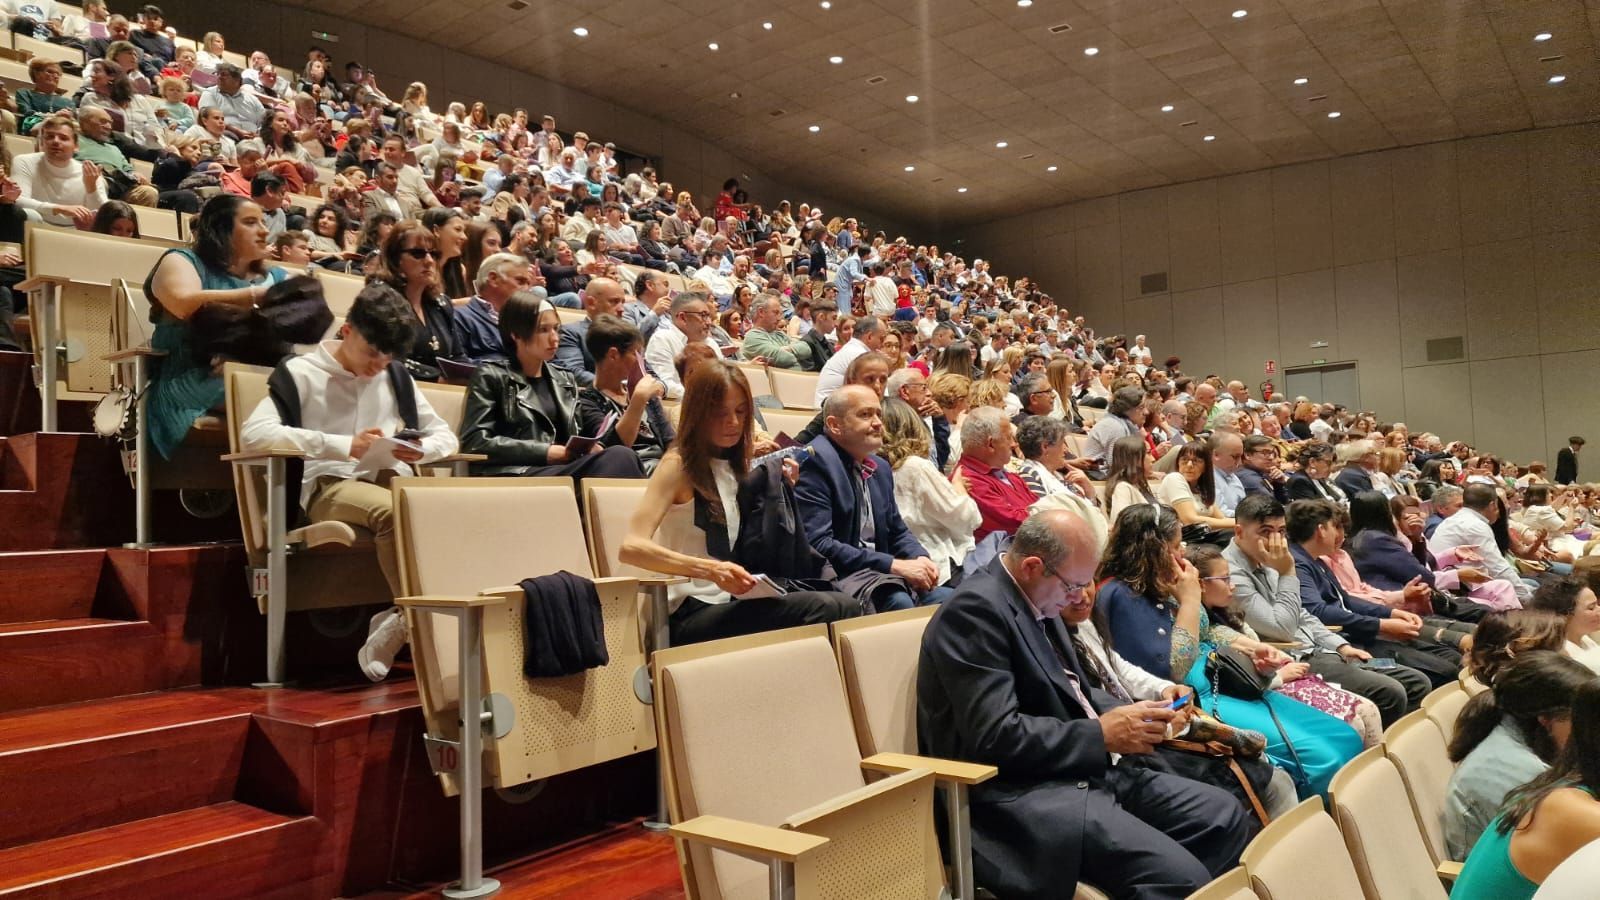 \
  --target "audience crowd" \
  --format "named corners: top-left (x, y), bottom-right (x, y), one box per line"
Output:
top-left (5, 6), bottom-right (1600, 897)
